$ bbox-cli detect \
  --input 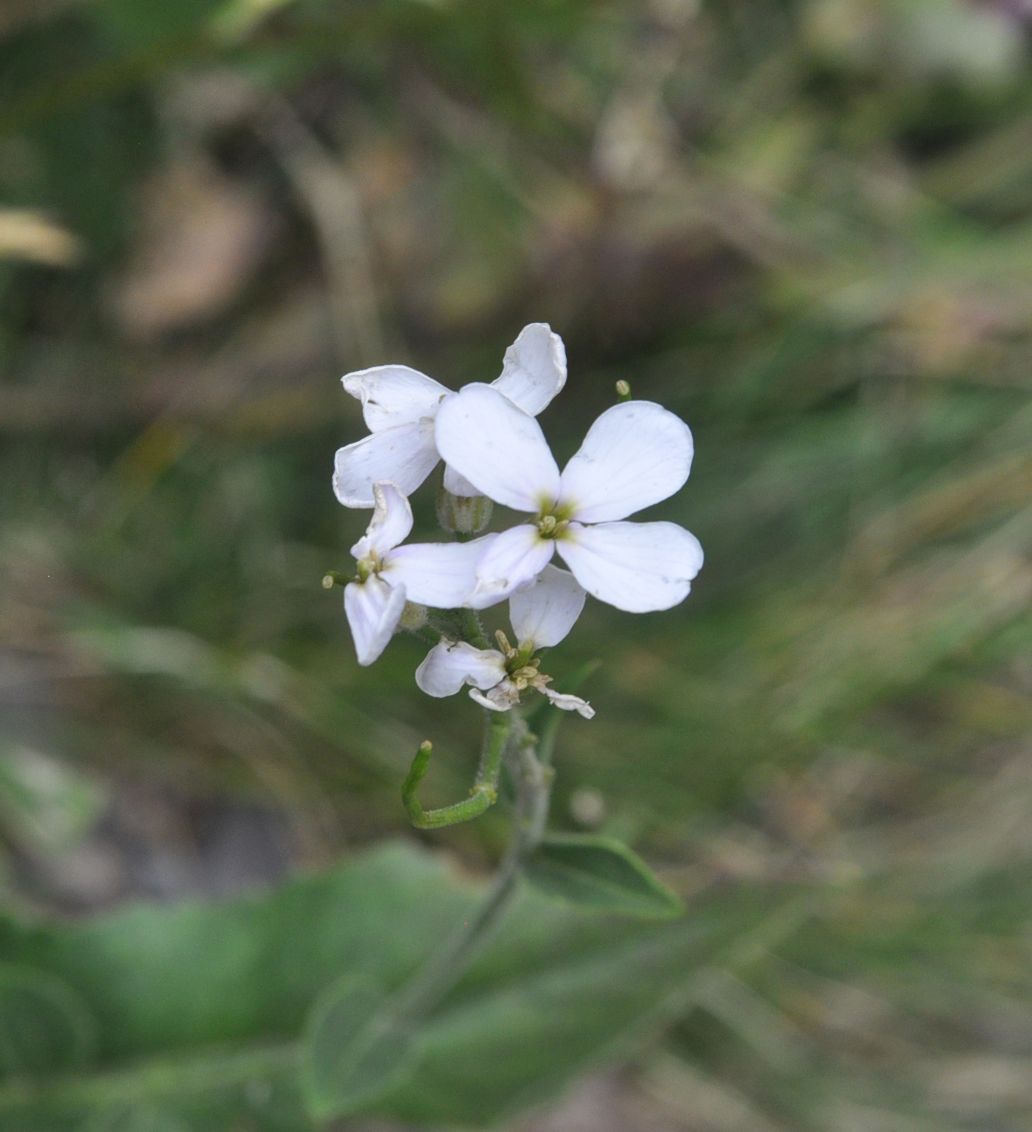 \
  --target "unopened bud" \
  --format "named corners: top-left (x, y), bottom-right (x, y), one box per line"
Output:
top-left (322, 570), bottom-right (350, 589)
top-left (436, 485), bottom-right (493, 535)
top-left (615, 380), bottom-right (631, 402)
top-left (570, 787), bottom-right (606, 827)
top-left (399, 602), bottom-right (428, 631)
